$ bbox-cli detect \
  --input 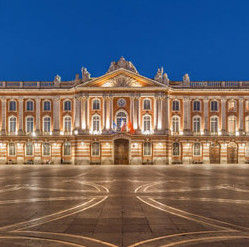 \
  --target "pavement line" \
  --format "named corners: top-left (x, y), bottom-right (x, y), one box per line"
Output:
top-left (161, 235), bottom-right (249, 247)
top-left (137, 196), bottom-right (248, 231)
top-left (0, 196), bottom-right (108, 232)
top-left (128, 230), bottom-right (232, 247)
top-left (0, 235), bottom-right (86, 247)
top-left (0, 196), bottom-right (98, 205)
top-left (15, 230), bottom-right (119, 247)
